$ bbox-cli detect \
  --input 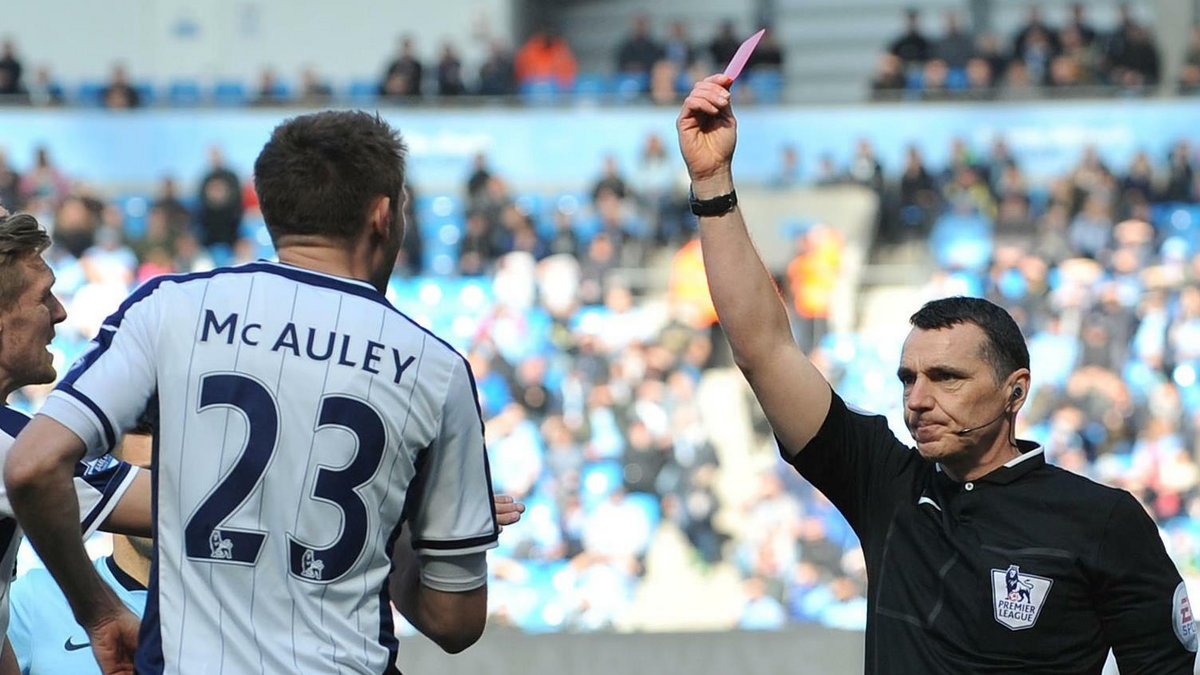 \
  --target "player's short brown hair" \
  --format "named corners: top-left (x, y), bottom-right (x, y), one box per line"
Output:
top-left (0, 213), bottom-right (51, 305)
top-left (254, 110), bottom-right (408, 244)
